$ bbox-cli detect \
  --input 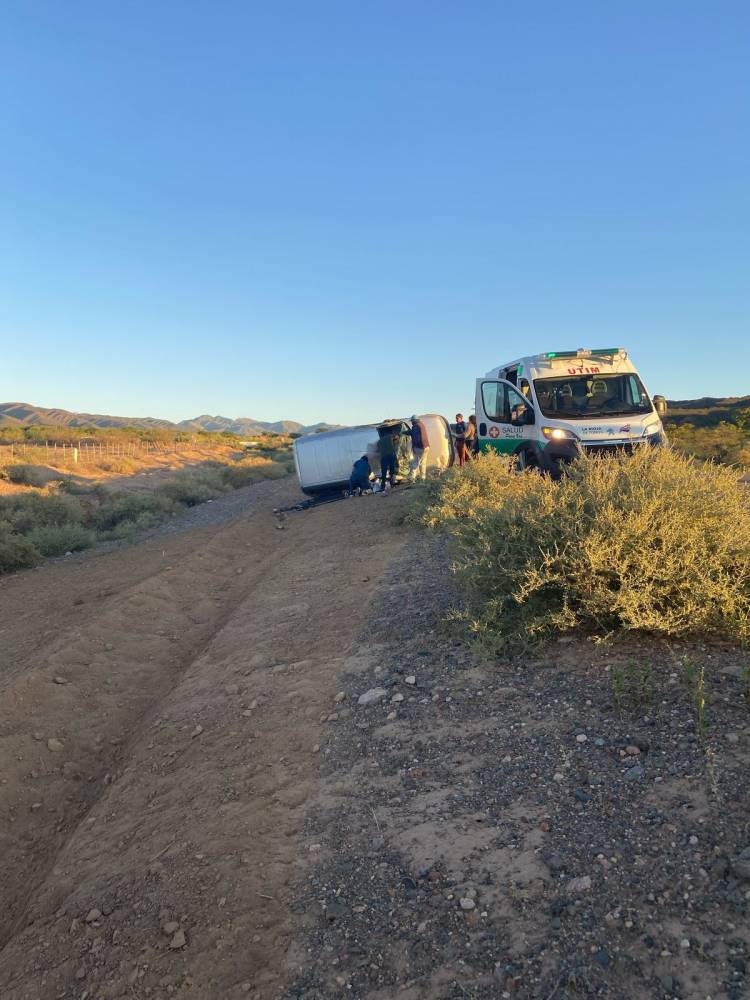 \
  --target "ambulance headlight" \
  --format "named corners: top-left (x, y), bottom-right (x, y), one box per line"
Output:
top-left (642, 425), bottom-right (664, 444)
top-left (542, 426), bottom-right (577, 441)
